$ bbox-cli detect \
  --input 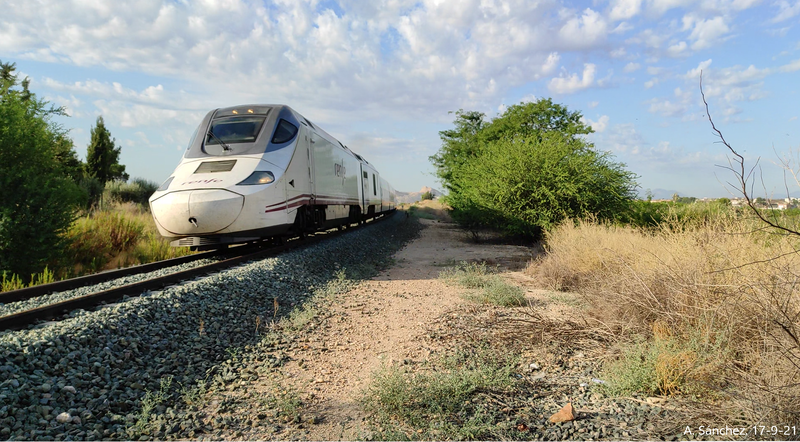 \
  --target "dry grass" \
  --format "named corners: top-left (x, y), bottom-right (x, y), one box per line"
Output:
top-left (0, 202), bottom-right (192, 290)
top-left (529, 217), bottom-right (800, 426)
